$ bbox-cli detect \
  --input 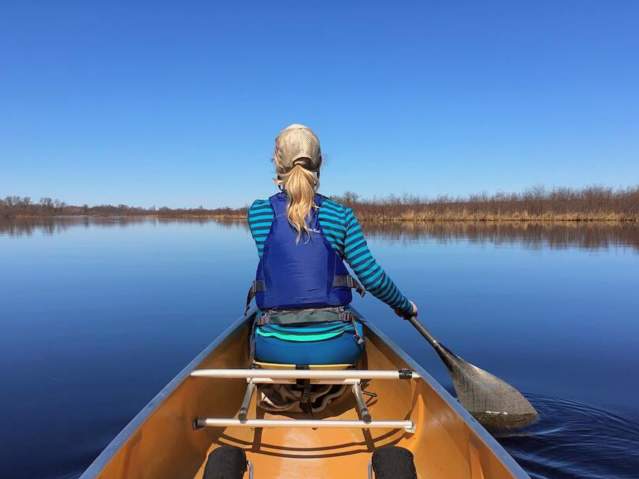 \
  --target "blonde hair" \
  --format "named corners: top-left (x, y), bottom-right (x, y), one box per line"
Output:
top-left (273, 124), bottom-right (322, 239)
